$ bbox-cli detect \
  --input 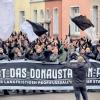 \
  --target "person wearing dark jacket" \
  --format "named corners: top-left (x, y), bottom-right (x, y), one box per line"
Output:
top-left (96, 45), bottom-right (100, 61)
top-left (44, 44), bottom-right (53, 62)
top-left (0, 47), bottom-right (9, 60)
top-left (65, 55), bottom-right (91, 100)
top-left (32, 45), bottom-right (45, 61)
top-left (85, 47), bottom-right (95, 59)
top-left (13, 47), bottom-right (25, 60)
